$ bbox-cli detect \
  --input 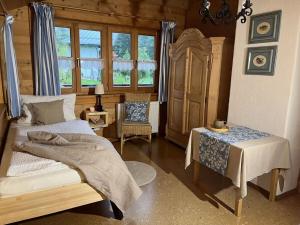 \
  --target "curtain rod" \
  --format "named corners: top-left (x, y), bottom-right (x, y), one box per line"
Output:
top-left (39, 1), bottom-right (175, 23)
